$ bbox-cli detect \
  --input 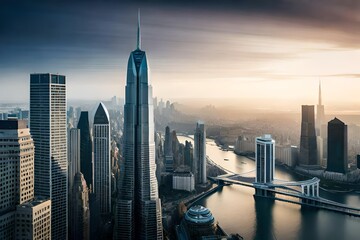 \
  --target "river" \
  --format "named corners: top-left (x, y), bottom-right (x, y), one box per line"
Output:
top-left (177, 136), bottom-right (360, 240)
